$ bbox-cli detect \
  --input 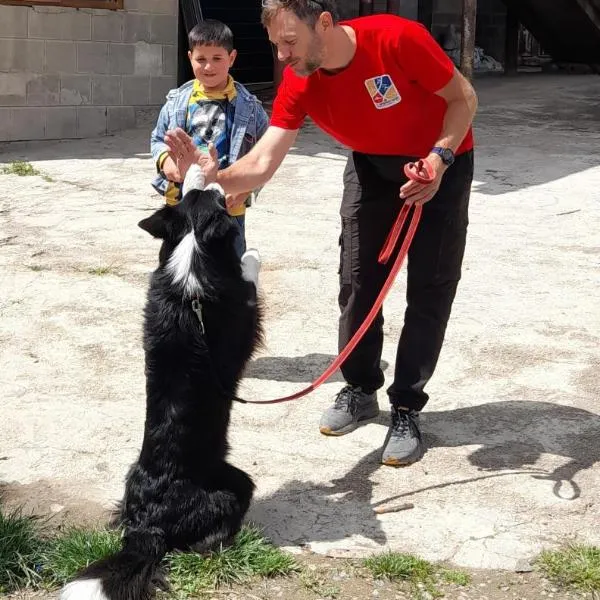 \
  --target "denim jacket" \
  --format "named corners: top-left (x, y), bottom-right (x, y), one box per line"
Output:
top-left (150, 79), bottom-right (269, 196)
